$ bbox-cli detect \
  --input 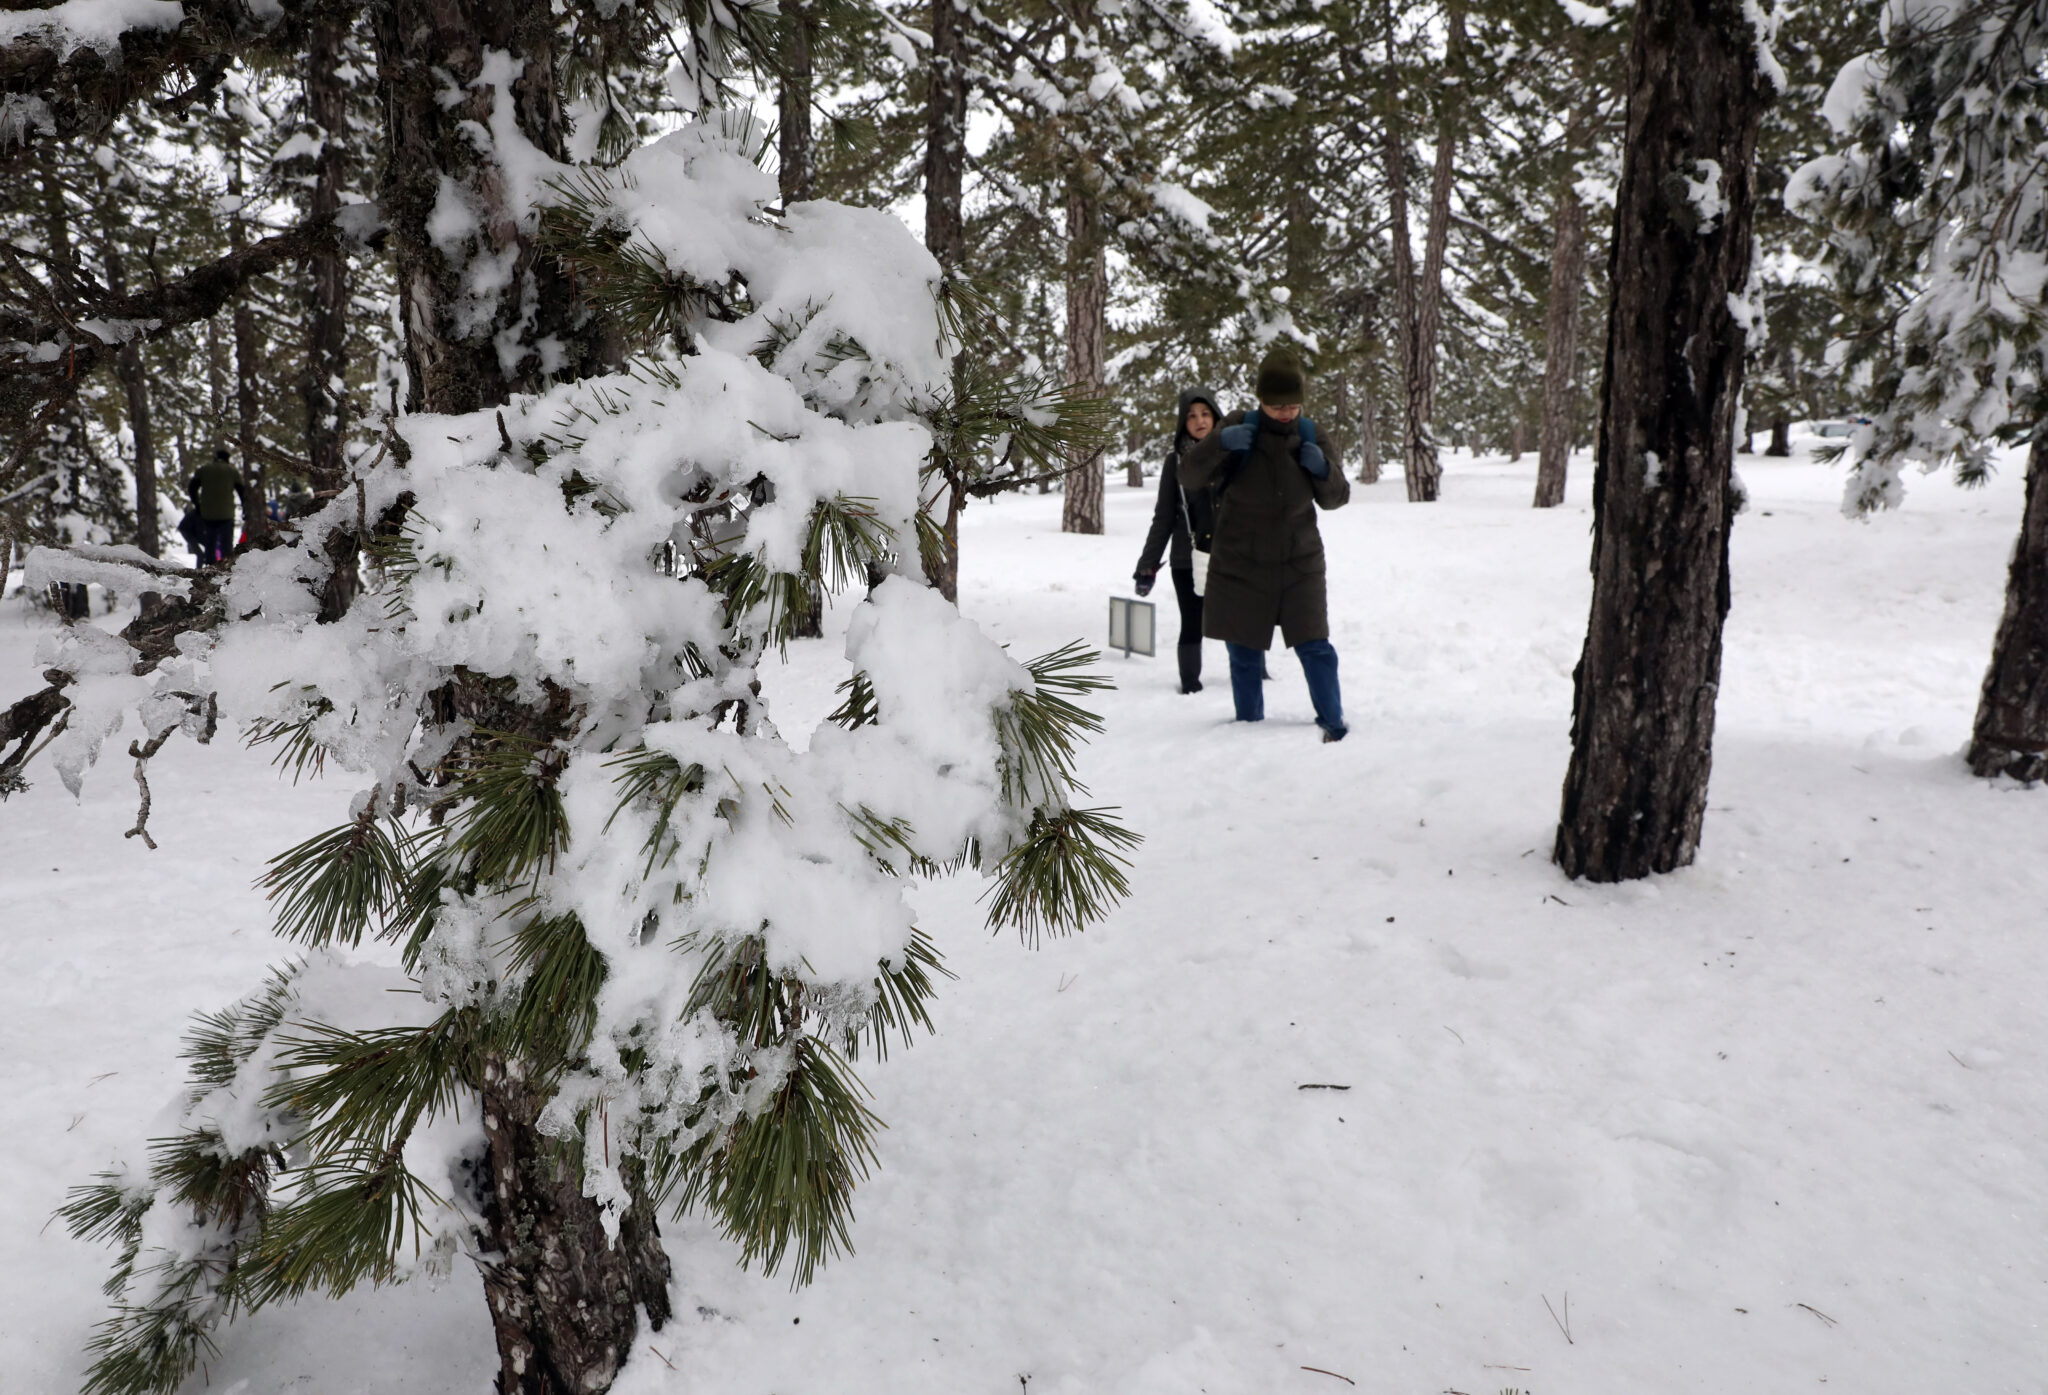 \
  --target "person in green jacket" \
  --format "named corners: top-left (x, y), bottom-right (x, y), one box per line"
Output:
top-left (187, 446), bottom-right (241, 564)
top-left (1176, 349), bottom-right (1350, 741)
